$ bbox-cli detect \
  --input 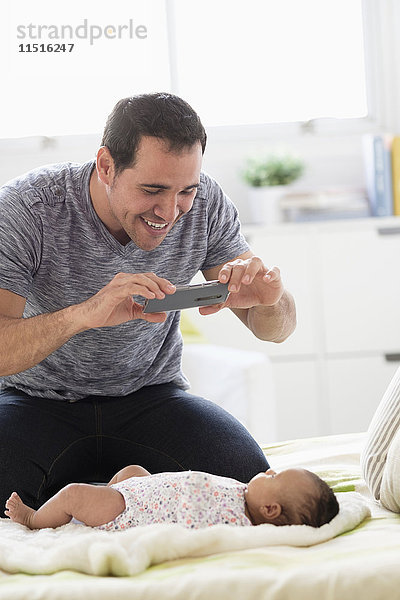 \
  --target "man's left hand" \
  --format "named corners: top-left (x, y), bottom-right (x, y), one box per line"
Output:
top-left (199, 256), bottom-right (284, 314)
